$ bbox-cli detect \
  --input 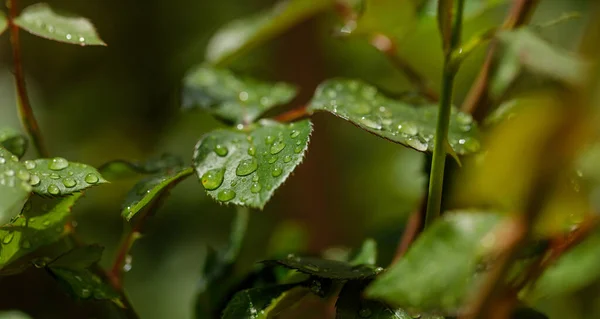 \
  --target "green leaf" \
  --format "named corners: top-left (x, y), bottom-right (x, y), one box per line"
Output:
top-left (349, 238), bottom-right (377, 266)
top-left (491, 28), bottom-right (588, 98)
top-left (0, 147), bottom-right (31, 225)
top-left (14, 3), bottom-right (106, 46)
top-left (121, 167), bottom-right (194, 221)
top-left (193, 119), bottom-right (312, 209)
top-left (221, 283), bottom-right (300, 319)
top-left (365, 212), bottom-right (501, 314)
top-left (48, 267), bottom-right (118, 300)
top-left (0, 194), bottom-right (82, 269)
top-left (264, 255), bottom-right (378, 280)
top-left (182, 65), bottom-right (297, 125)
top-left (0, 12), bottom-right (7, 36)
top-left (206, 0), bottom-right (334, 65)
top-left (98, 153), bottom-right (184, 180)
top-left (27, 157), bottom-right (107, 197)
top-left (0, 128), bottom-right (28, 158)
top-left (0, 311), bottom-right (32, 319)
top-left (308, 79), bottom-right (480, 154)
top-left (345, 0), bottom-right (419, 41)
top-left (49, 244), bottom-right (103, 269)
top-left (526, 228), bottom-right (600, 300)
